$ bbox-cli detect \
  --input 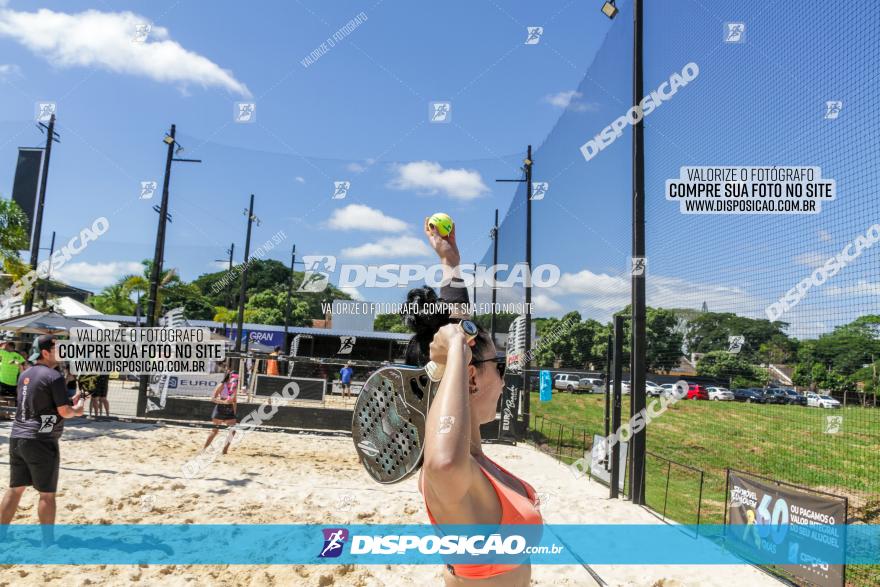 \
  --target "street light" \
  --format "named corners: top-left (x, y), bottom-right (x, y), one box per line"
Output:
top-left (601, 1), bottom-right (619, 19)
